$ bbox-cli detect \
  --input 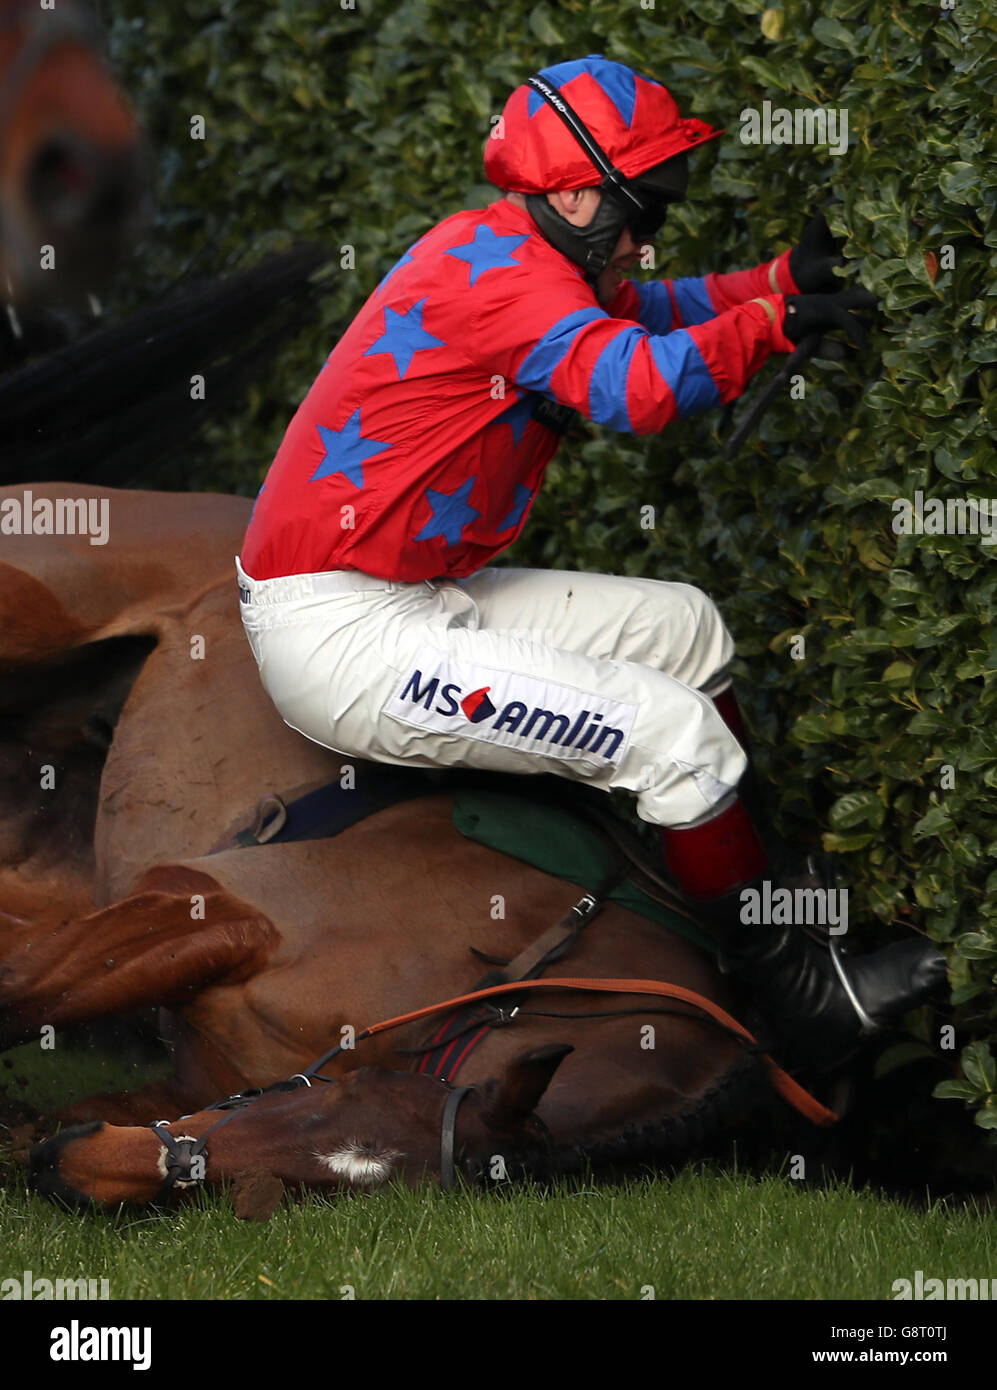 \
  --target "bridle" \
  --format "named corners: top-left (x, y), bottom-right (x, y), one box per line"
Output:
top-left (149, 1074), bottom-right (481, 1202)
top-left (146, 973), bottom-right (837, 1203)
